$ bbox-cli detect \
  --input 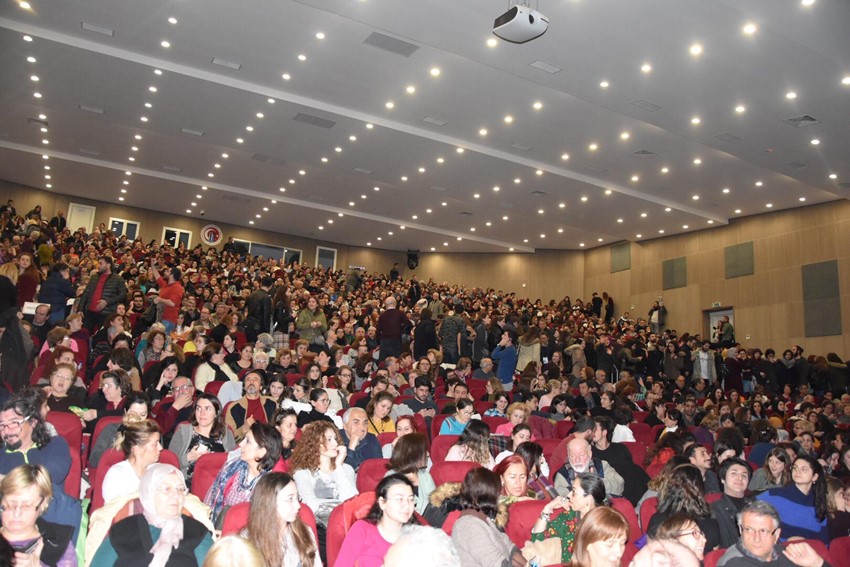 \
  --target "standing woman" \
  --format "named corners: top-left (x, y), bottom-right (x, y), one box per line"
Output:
top-left (412, 308), bottom-right (437, 360)
top-left (295, 296), bottom-right (327, 345)
top-left (168, 394), bottom-right (237, 489)
top-left (335, 475), bottom-right (417, 567)
top-left (756, 454), bottom-right (829, 543)
top-left (0, 262), bottom-right (19, 313)
top-left (15, 252), bottom-right (42, 306)
top-left (243, 472), bottom-right (320, 567)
